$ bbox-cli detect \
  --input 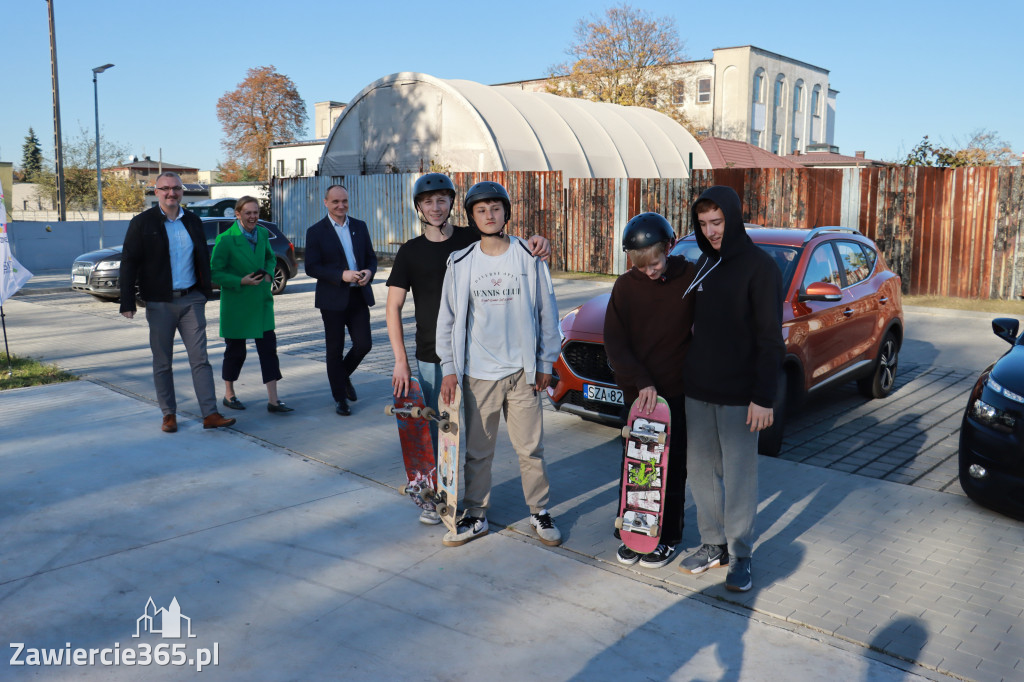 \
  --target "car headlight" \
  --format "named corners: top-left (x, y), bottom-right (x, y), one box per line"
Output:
top-left (558, 309), bottom-right (577, 344)
top-left (95, 260), bottom-right (120, 271)
top-left (986, 376), bottom-right (1024, 404)
top-left (969, 397), bottom-right (1016, 432)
